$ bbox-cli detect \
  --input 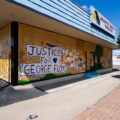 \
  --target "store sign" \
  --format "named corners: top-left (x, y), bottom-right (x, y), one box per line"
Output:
top-left (117, 56), bottom-right (120, 59)
top-left (113, 56), bottom-right (120, 65)
top-left (113, 50), bottom-right (120, 65)
top-left (90, 6), bottom-right (116, 36)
